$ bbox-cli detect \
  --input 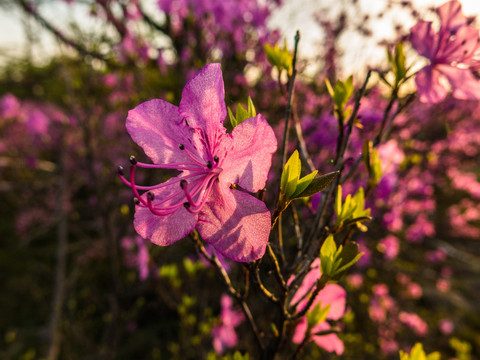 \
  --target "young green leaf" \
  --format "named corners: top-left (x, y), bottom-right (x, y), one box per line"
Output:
top-left (291, 171), bottom-right (338, 199)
